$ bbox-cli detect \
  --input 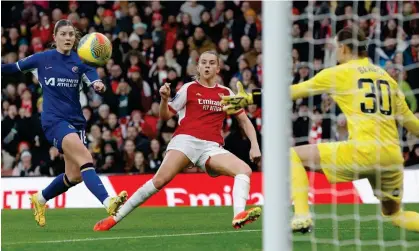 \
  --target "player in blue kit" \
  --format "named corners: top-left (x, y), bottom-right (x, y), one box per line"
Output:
top-left (1, 20), bottom-right (127, 227)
